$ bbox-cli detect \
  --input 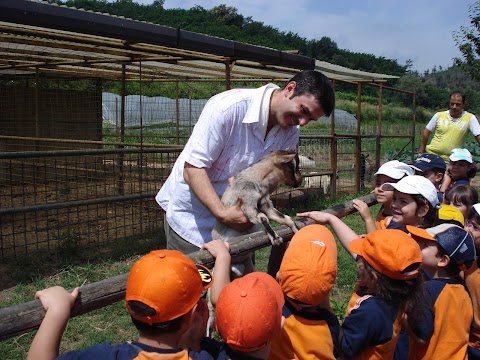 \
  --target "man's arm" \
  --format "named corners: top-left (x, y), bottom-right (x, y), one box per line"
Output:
top-left (27, 286), bottom-right (79, 360)
top-left (418, 128), bottom-right (432, 155)
top-left (183, 163), bottom-right (251, 232)
top-left (475, 134), bottom-right (480, 145)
